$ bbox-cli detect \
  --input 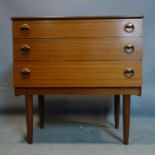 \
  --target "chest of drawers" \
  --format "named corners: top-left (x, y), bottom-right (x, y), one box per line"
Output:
top-left (12, 16), bottom-right (143, 144)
